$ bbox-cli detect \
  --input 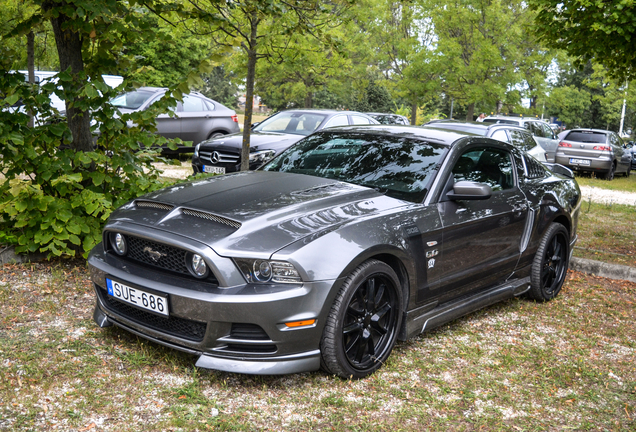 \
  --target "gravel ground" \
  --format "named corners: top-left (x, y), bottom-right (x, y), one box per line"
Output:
top-left (152, 162), bottom-right (636, 206)
top-left (579, 185), bottom-right (636, 206)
